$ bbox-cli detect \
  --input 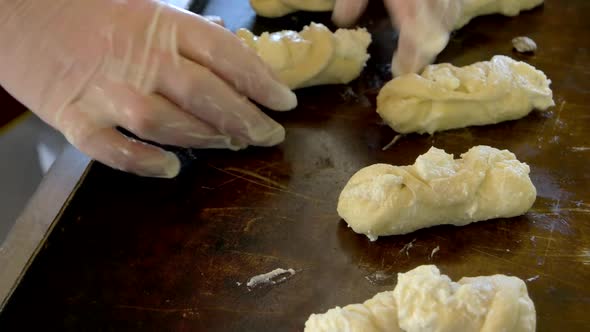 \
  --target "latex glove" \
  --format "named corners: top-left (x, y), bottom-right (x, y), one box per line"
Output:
top-left (0, 0), bottom-right (297, 178)
top-left (332, 0), bottom-right (462, 76)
